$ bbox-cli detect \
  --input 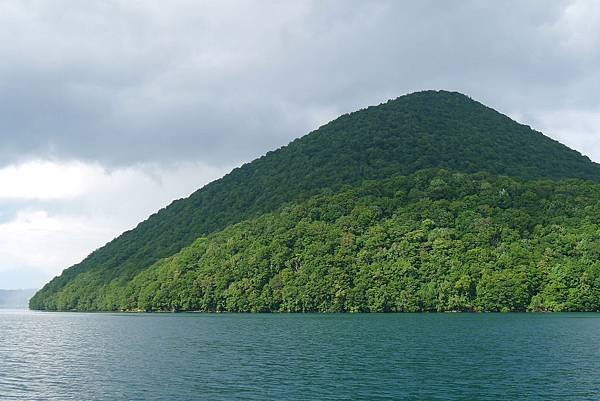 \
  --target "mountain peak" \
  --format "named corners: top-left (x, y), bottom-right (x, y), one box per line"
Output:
top-left (31, 91), bottom-right (600, 311)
